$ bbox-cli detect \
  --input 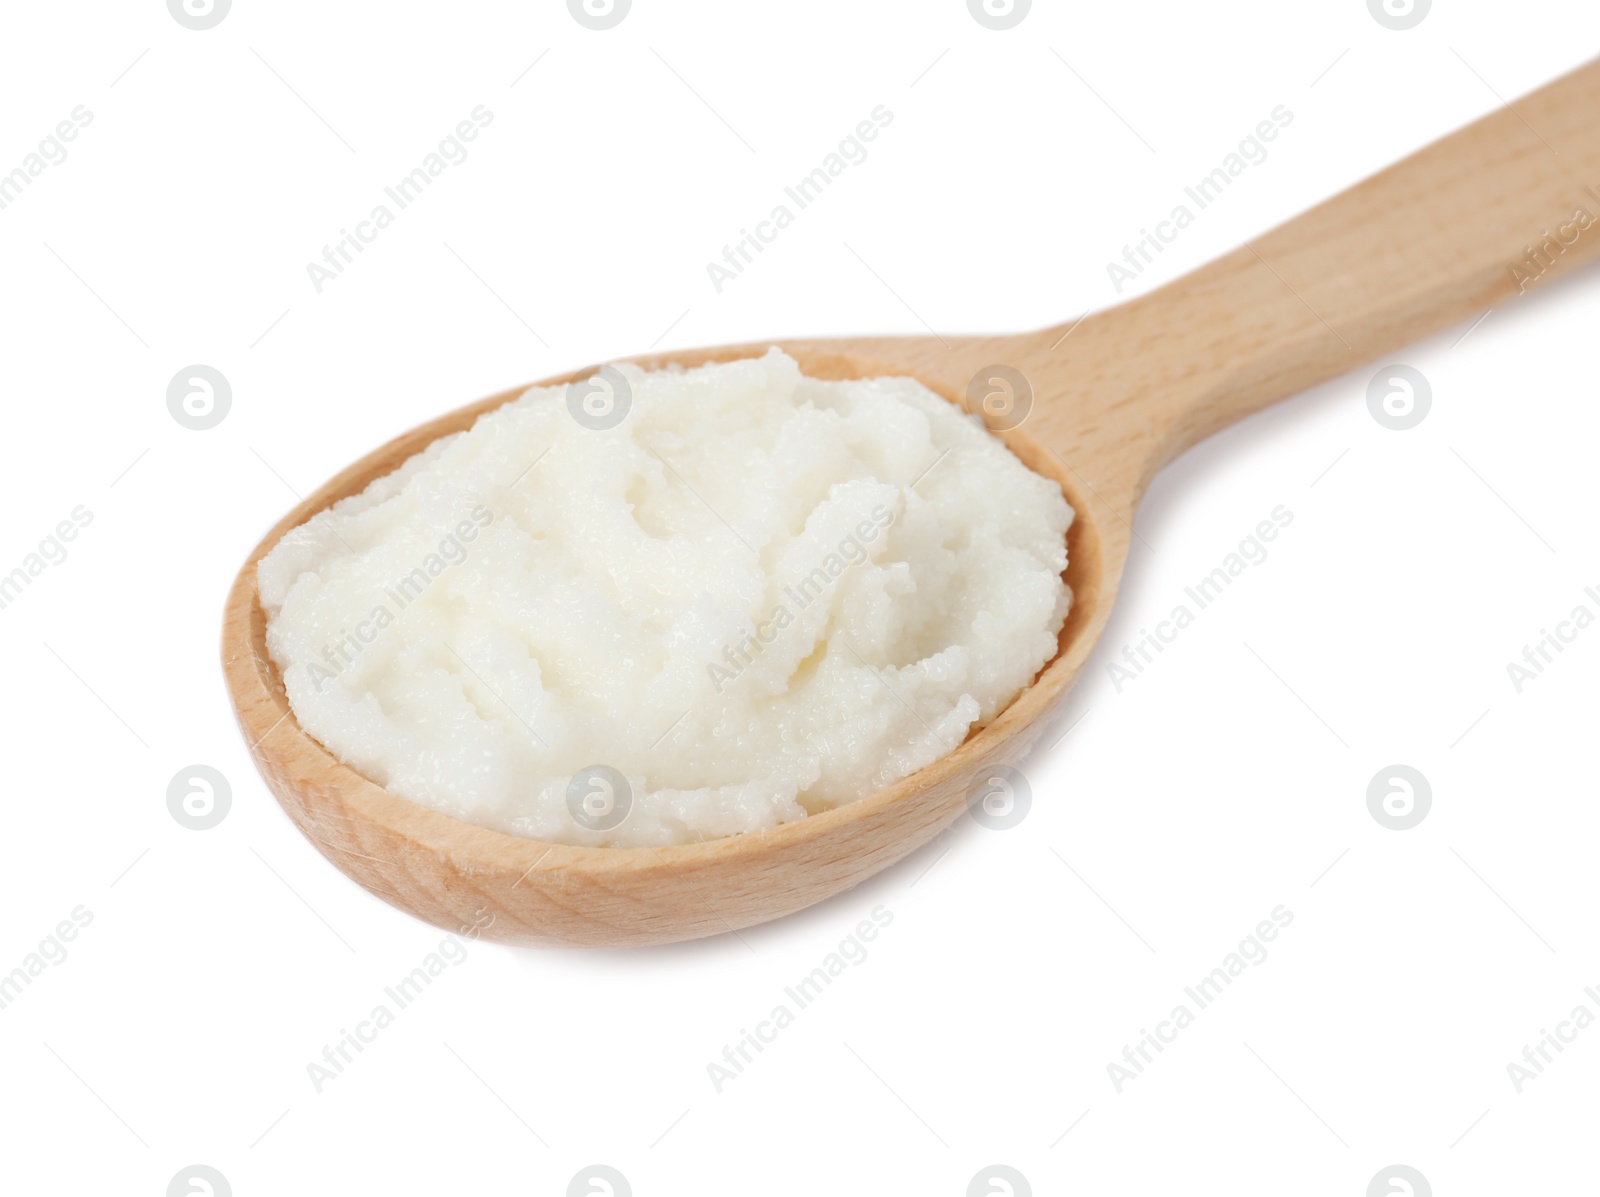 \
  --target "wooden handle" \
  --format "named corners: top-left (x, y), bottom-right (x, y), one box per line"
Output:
top-left (1021, 58), bottom-right (1600, 498)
